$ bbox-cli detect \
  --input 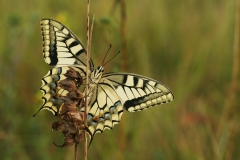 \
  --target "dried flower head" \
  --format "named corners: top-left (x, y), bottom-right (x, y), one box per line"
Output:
top-left (52, 67), bottom-right (90, 147)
